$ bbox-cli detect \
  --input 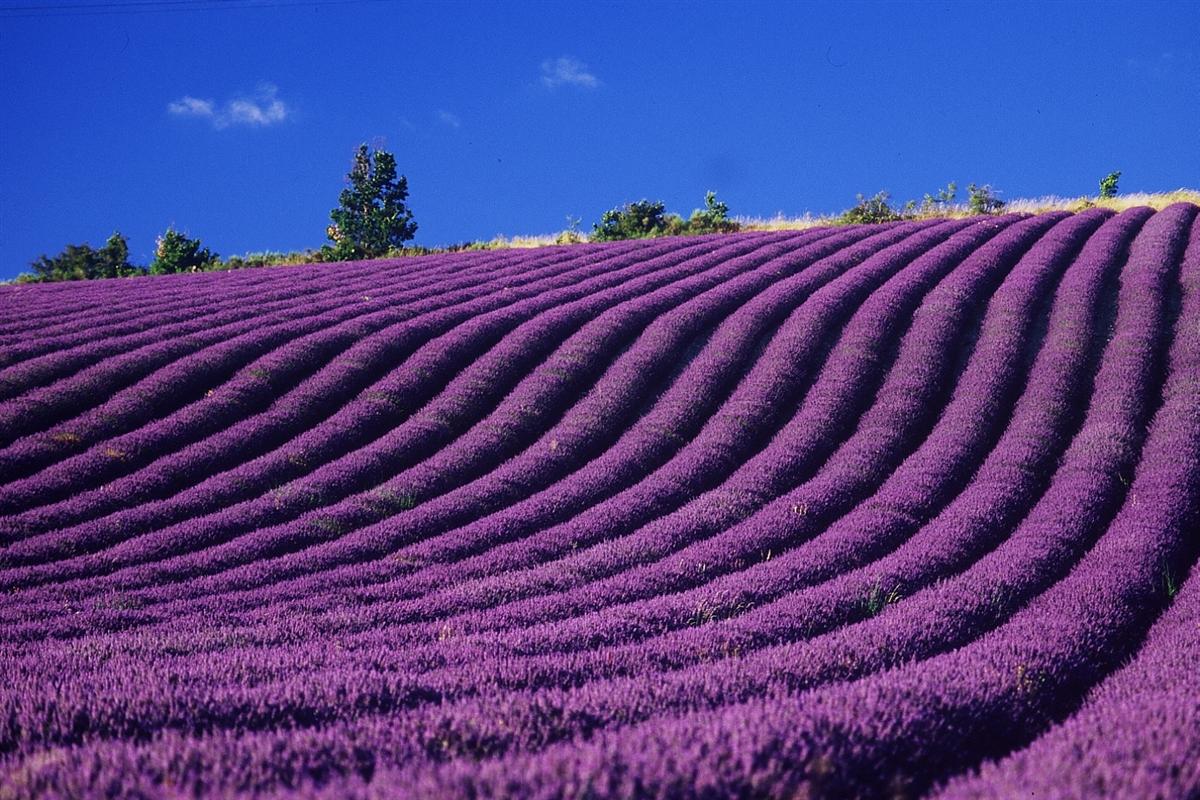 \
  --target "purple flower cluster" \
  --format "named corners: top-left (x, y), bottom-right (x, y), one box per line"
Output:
top-left (1, 209), bottom-right (1197, 799)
